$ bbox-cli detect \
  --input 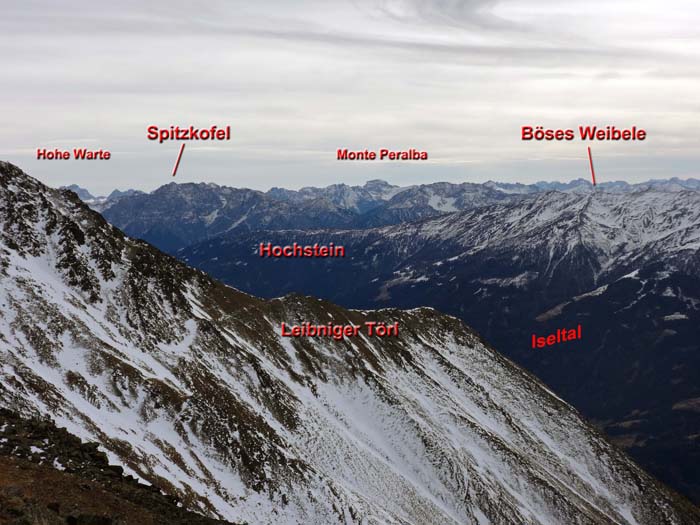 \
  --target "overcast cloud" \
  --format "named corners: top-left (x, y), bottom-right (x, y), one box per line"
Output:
top-left (2, 0), bottom-right (699, 194)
